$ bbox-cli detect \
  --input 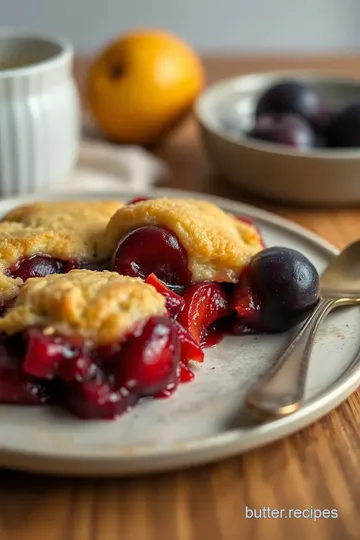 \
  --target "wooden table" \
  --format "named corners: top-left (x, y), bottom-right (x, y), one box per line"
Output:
top-left (1, 56), bottom-right (360, 540)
